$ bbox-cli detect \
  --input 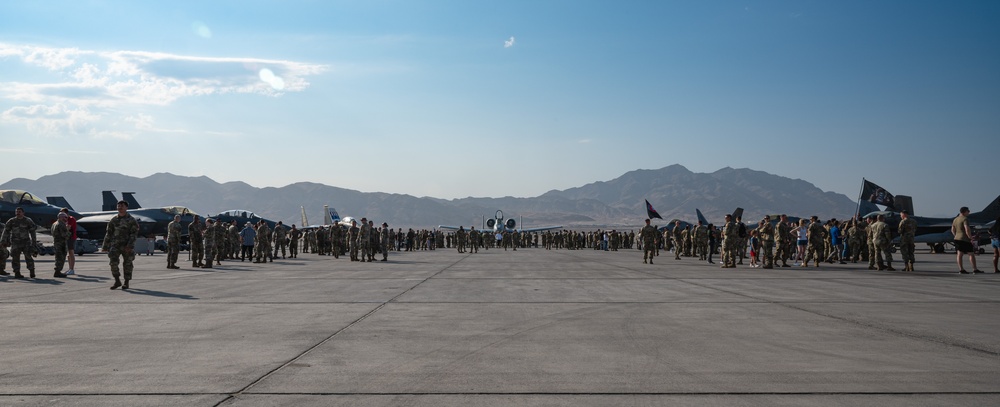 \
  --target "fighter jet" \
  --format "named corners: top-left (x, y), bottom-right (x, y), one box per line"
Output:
top-left (56, 192), bottom-right (200, 241)
top-left (439, 210), bottom-right (562, 233)
top-left (0, 190), bottom-right (83, 229)
top-left (864, 195), bottom-right (1000, 253)
top-left (205, 209), bottom-right (281, 230)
